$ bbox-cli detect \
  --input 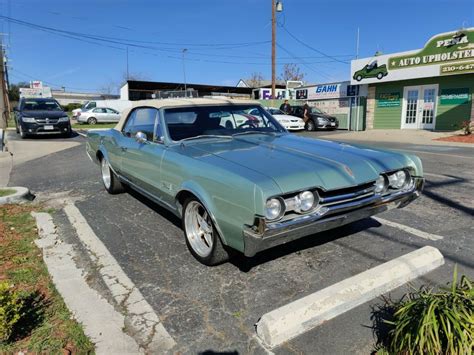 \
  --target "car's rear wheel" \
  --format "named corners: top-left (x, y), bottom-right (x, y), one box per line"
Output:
top-left (88, 117), bottom-right (97, 125)
top-left (183, 198), bottom-right (229, 266)
top-left (306, 119), bottom-right (316, 131)
top-left (100, 156), bottom-right (125, 194)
